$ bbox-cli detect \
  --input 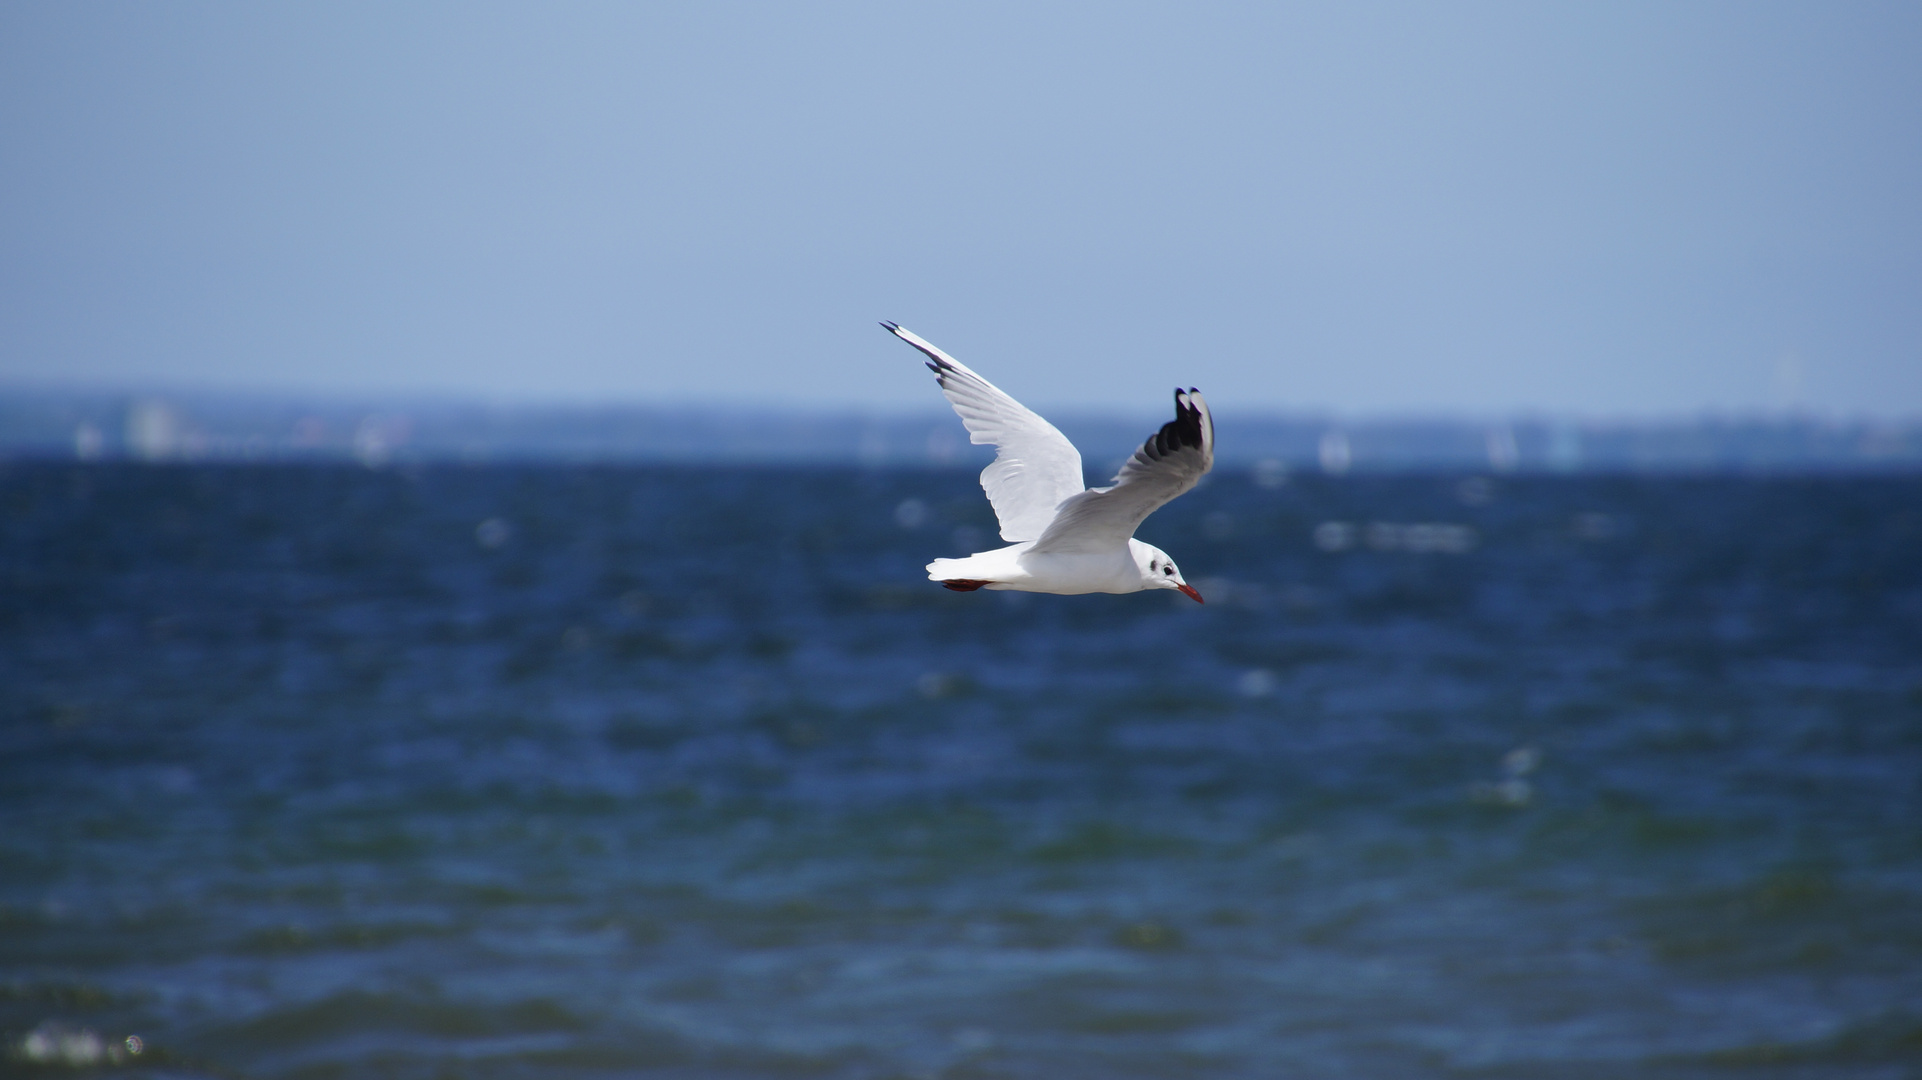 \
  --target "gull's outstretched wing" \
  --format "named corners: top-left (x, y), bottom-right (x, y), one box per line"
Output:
top-left (882, 322), bottom-right (1084, 542)
top-left (1028, 389), bottom-right (1213, 555)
